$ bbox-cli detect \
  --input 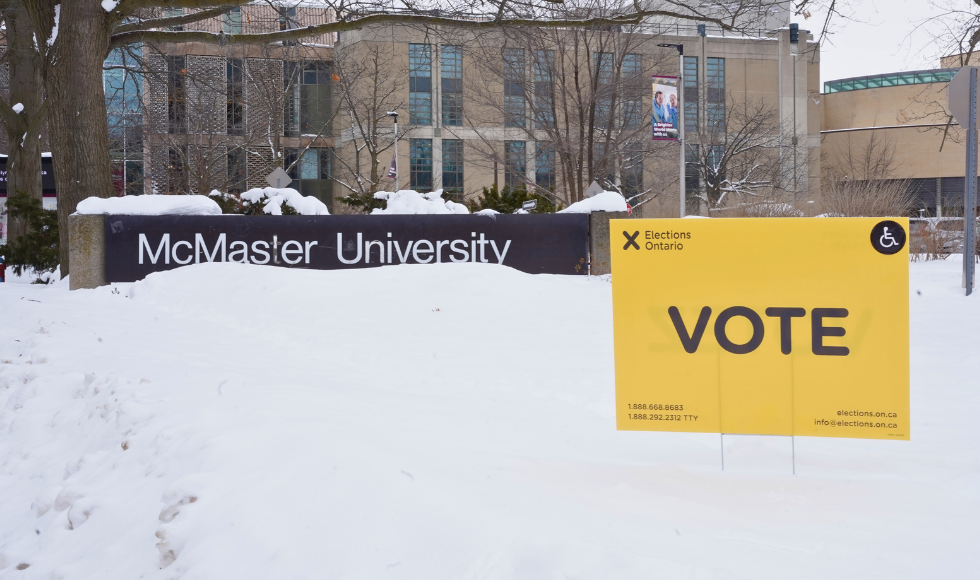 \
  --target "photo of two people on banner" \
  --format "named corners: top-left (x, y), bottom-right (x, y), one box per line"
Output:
top-left (652, 81), bottom-right (680, 140)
